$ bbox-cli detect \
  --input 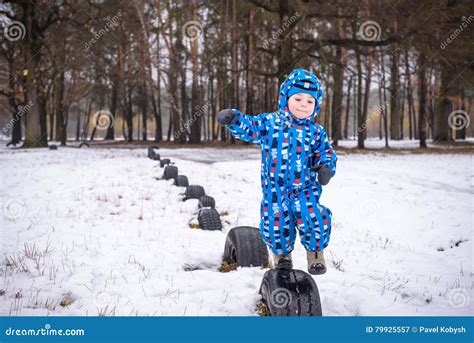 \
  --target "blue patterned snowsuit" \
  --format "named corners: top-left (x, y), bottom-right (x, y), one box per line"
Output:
top-left (226, 69), bottom-right (337, 255)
